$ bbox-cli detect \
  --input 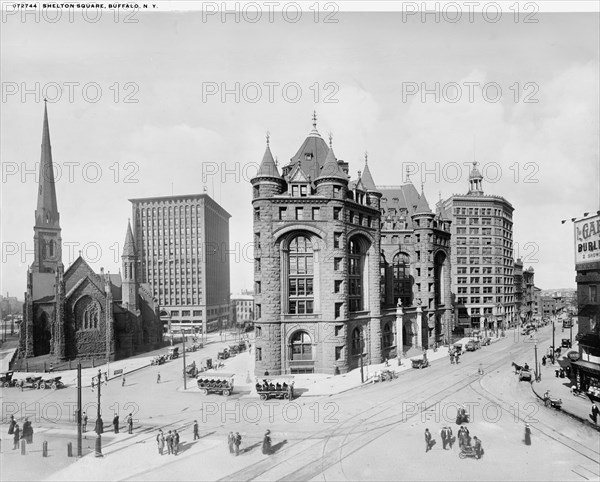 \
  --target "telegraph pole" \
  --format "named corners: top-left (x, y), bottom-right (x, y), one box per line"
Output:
top-left (181, 330), bottom-right (187, 390)
top-left (552, 319), bottom-right (556, 363)
top-left (93, 369), bottom-right (103, 457)
top-left (534, 341), bottom-right (539, 382)
top-left (77, 363), bottom-right (82, 457)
